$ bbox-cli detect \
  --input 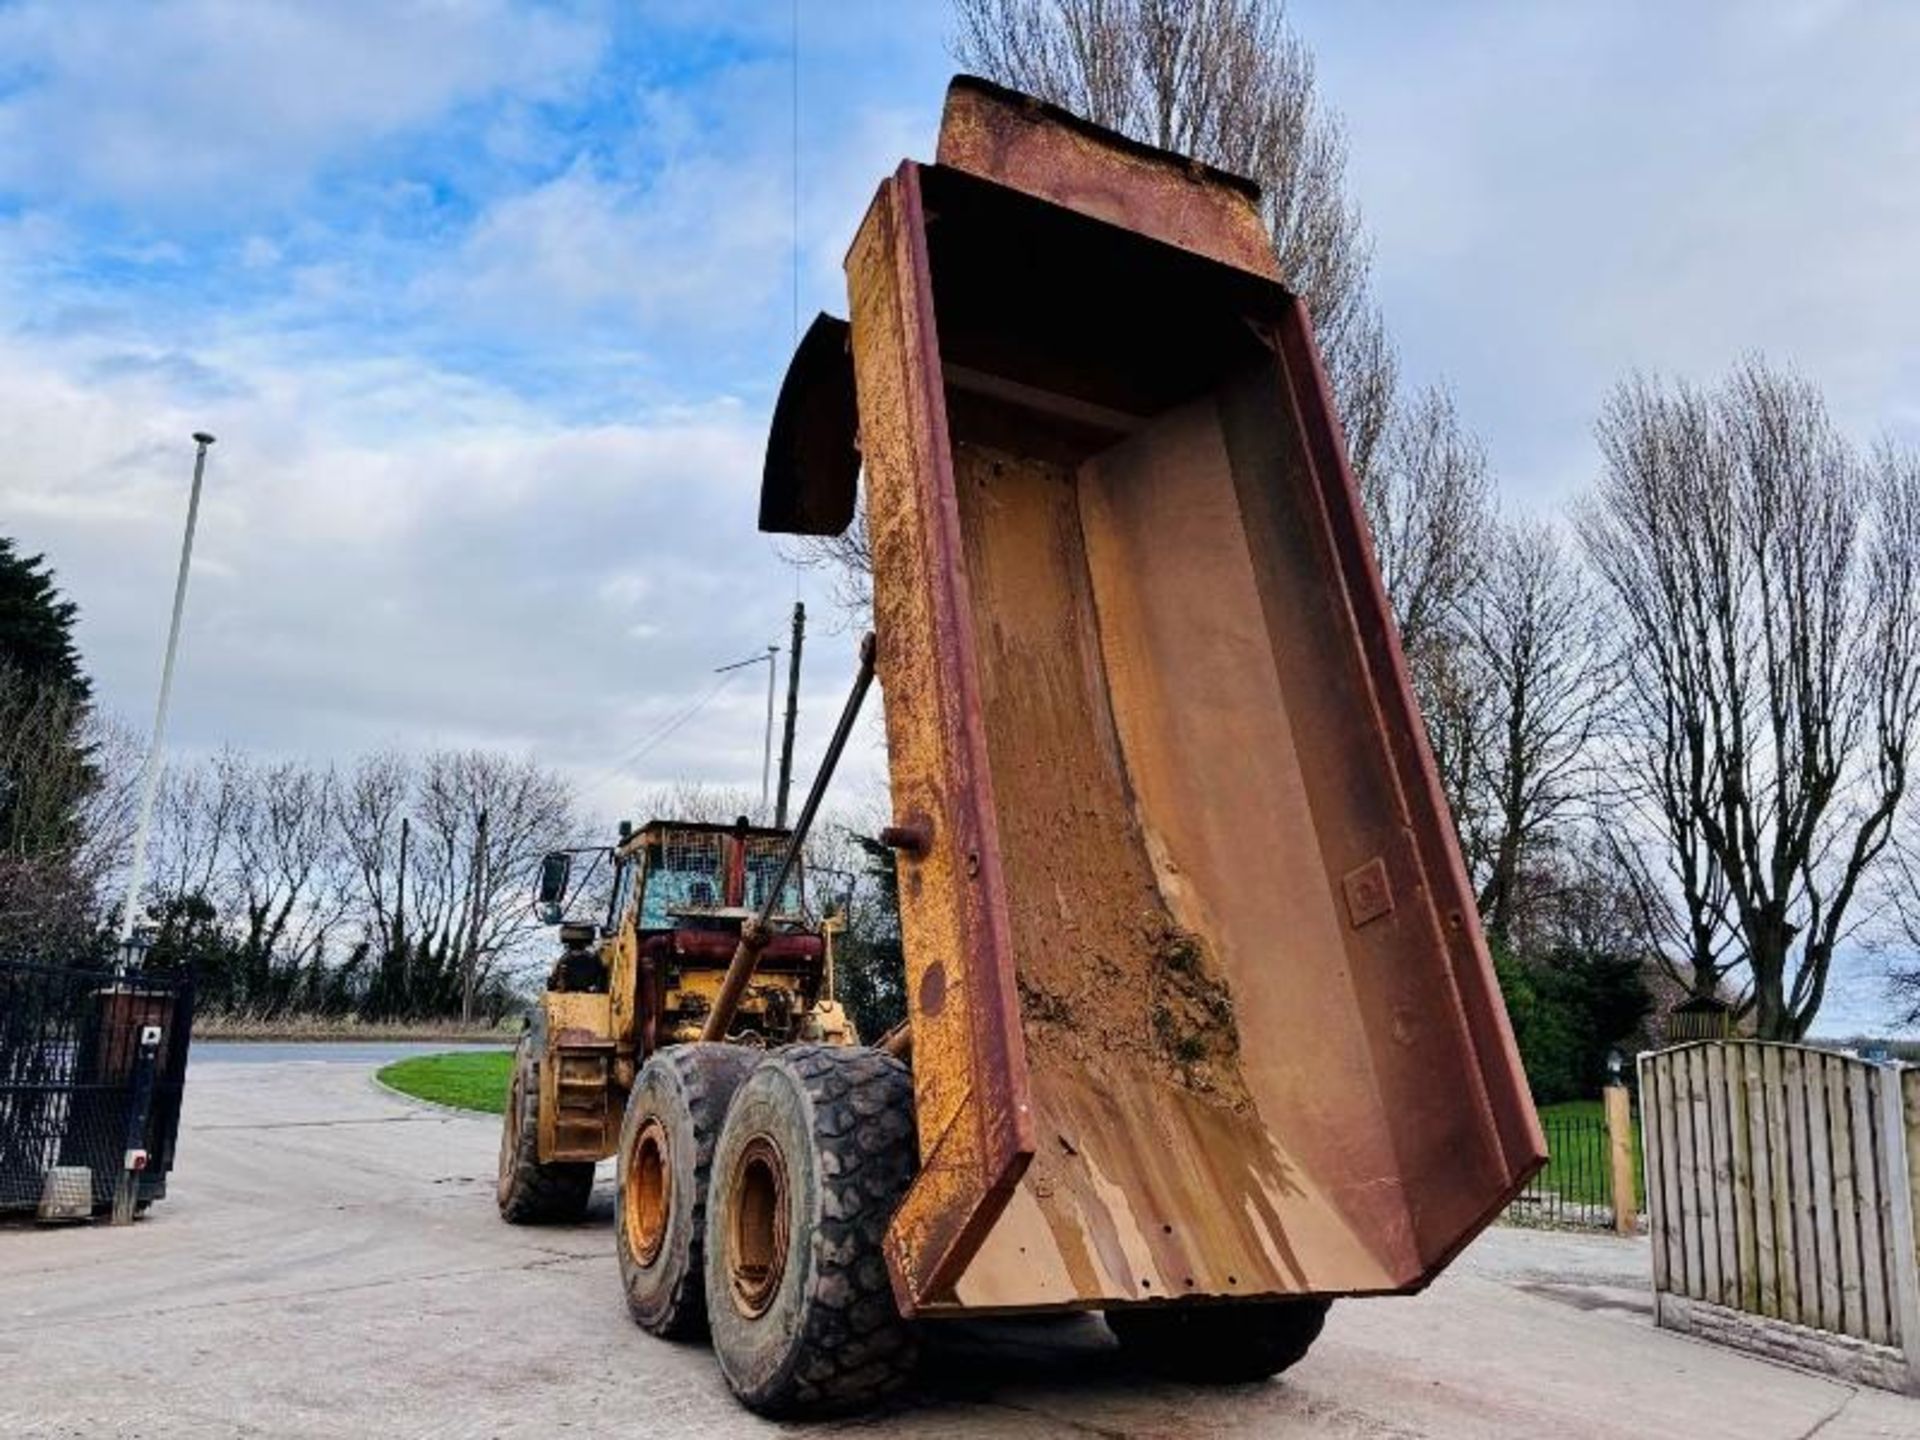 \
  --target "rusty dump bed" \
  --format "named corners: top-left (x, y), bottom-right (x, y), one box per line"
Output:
top-left (763, 77), bottom-right (1544, 1318)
